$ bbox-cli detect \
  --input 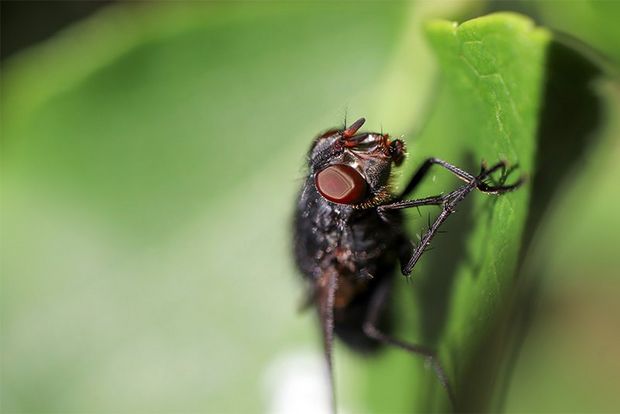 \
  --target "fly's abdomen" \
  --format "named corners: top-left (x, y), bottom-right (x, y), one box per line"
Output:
top-left (294, 186), bottom-right (403, 352)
